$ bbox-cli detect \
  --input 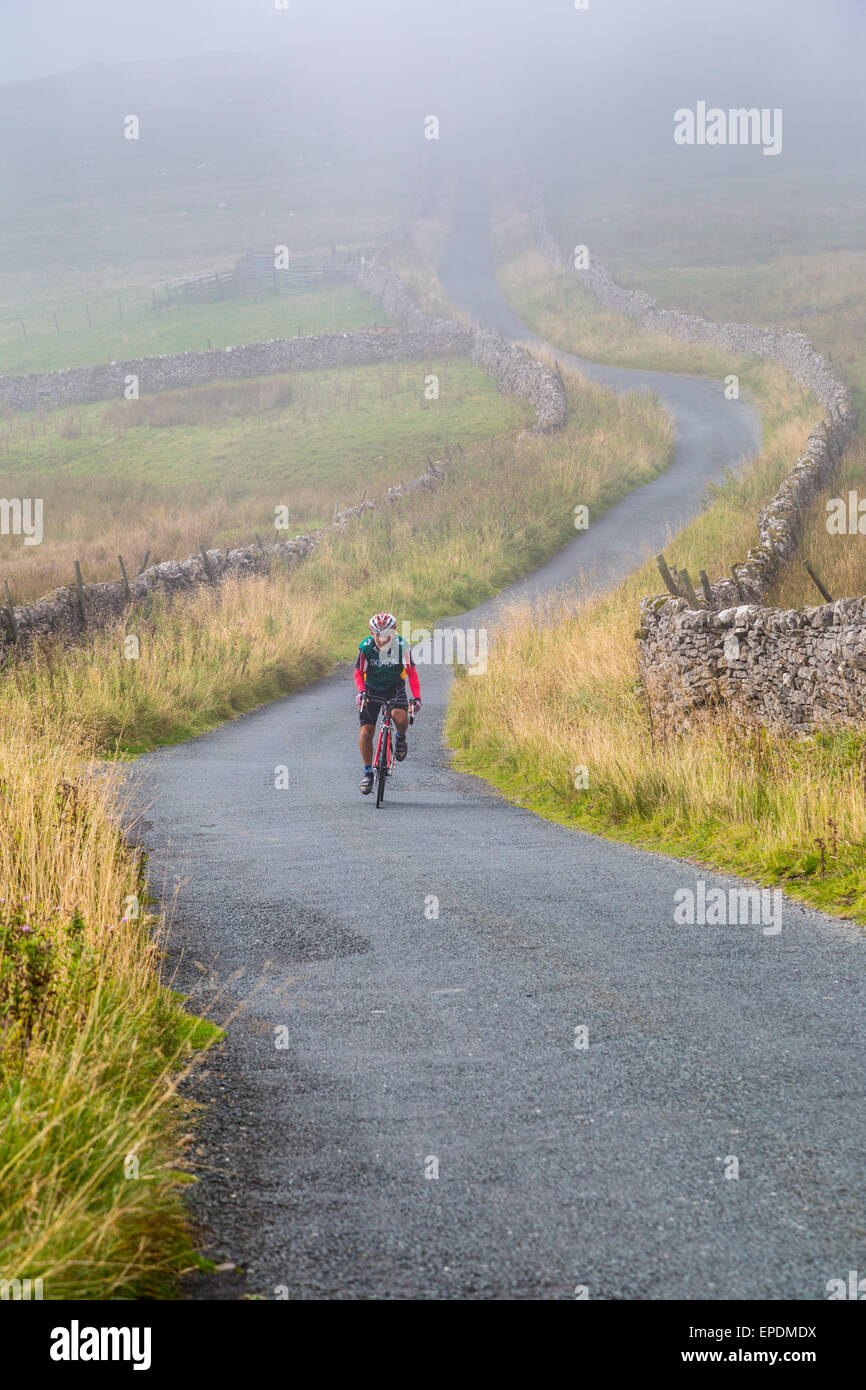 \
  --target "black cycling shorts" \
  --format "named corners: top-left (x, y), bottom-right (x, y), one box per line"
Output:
top-left (359, 684), bottom-right (408, 726)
